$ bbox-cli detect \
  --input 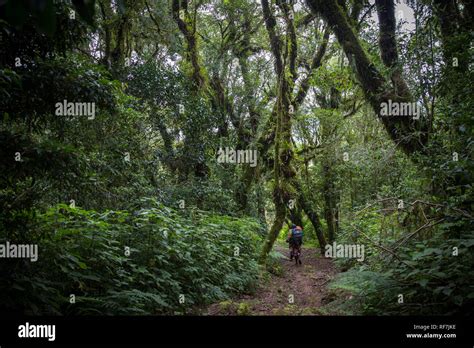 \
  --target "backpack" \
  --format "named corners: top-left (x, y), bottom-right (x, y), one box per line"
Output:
top-left (291, 227), bottom-right (303, 245)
